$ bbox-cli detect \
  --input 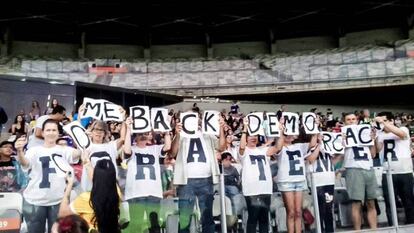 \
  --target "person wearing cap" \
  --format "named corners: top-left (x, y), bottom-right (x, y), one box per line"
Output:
top-left (0, 140), bottom-right (27, 192)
